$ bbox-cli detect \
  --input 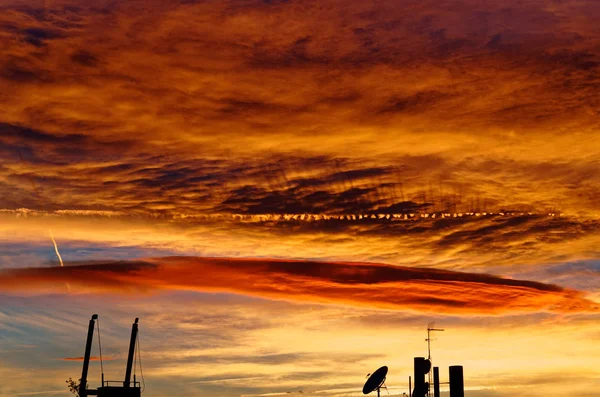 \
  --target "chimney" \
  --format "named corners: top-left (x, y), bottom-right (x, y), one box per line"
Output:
top-left (449, 365), bottom-right (464, 397)
top-left (433, 366), bottom-right (440, 397)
